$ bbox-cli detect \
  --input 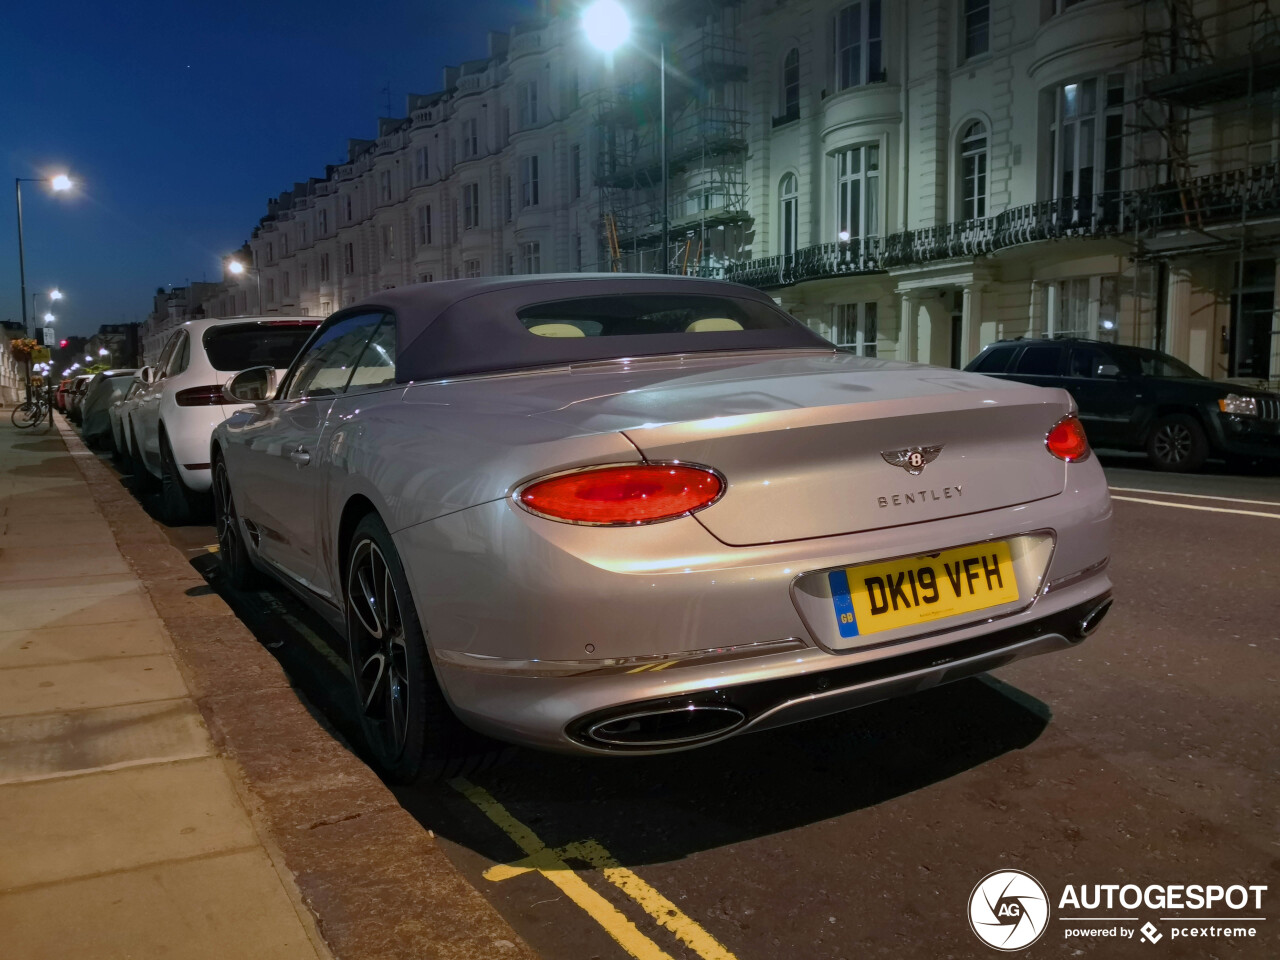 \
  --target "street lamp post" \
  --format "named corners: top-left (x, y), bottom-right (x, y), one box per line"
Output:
top-left (227, 258), bottom-right (263, 312)
top-left (14, 175), bottom-right (73, 402)
top-left (583, 0), bottom-right (669, 274)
